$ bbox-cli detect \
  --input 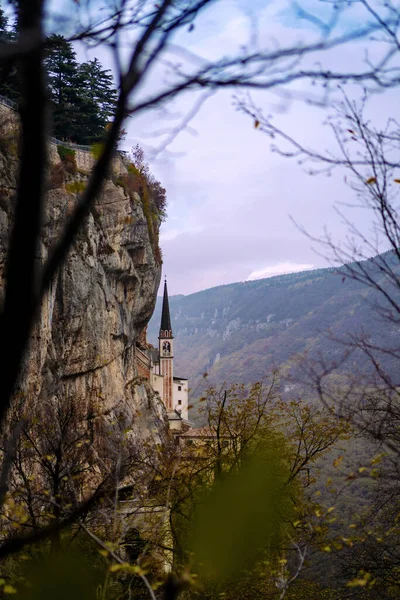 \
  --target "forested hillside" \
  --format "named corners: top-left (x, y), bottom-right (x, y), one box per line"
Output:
top-left (148, 252), bottom-right (400, 397)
